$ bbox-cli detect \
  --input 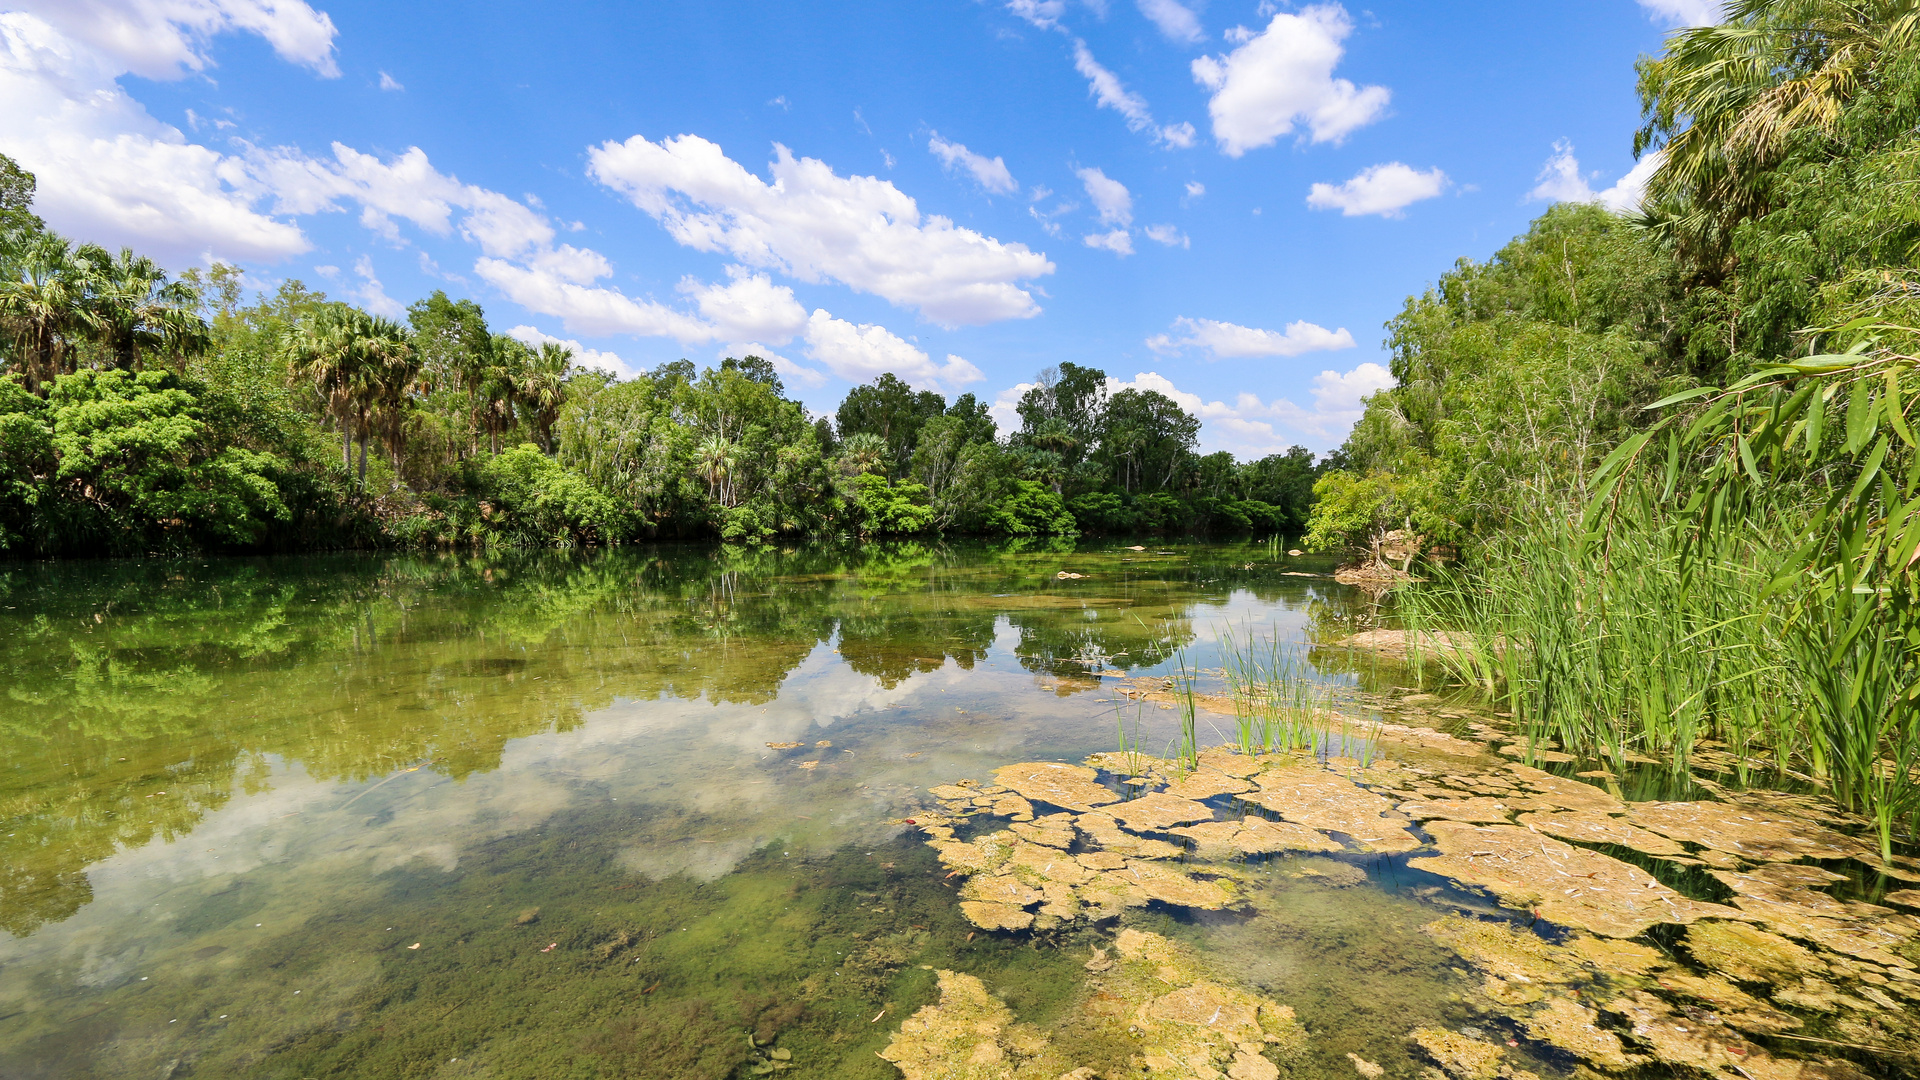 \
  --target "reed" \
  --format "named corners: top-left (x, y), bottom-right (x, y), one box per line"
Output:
top-left (1399, 491), bottom-right (1920, 857)
top-left (1219, 624), bottom-right (1350, 758)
